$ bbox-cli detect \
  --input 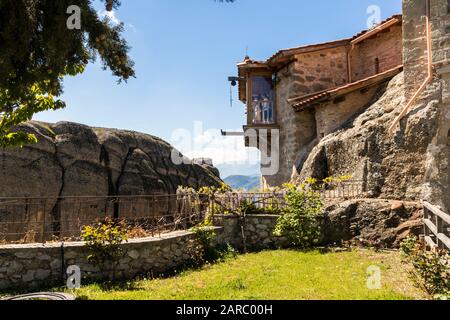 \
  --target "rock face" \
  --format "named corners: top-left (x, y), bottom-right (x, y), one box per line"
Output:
top-left (294, 72), bottom-right (441, 201)
top-left (291, 72), bottom-right (445, 246)
top-left (0, 121), bottom-right (222, 198)
top-left (321, 199), bottom-right (423, 248)
top-left (0, 121), bottom-right (222, 242)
